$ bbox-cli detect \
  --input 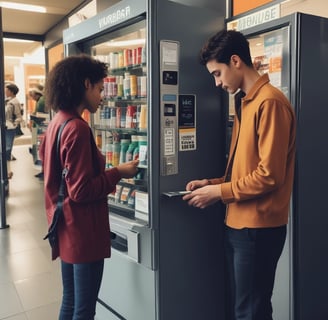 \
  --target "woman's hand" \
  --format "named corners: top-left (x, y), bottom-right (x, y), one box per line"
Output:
top-left (116, 160), bottom-right (139, 178)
